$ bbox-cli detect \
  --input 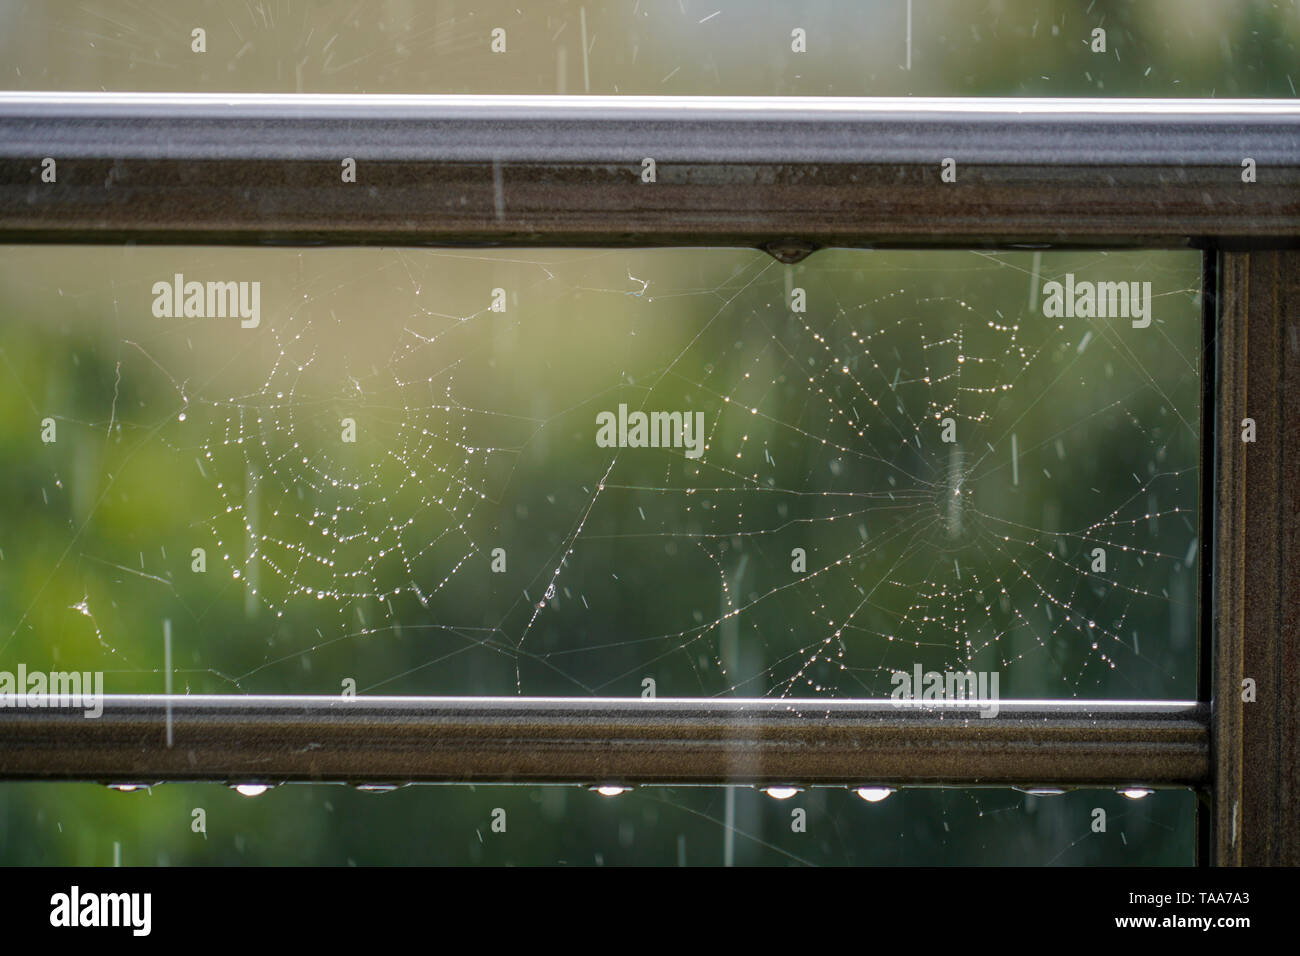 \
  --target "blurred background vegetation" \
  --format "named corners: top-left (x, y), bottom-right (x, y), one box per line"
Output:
top-left (0, 0), bottom-right (1296, 97)
top-left (1, 0), bottom-right (1288, 864)
top-left (0, 246), bottom-right (1201, 699)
